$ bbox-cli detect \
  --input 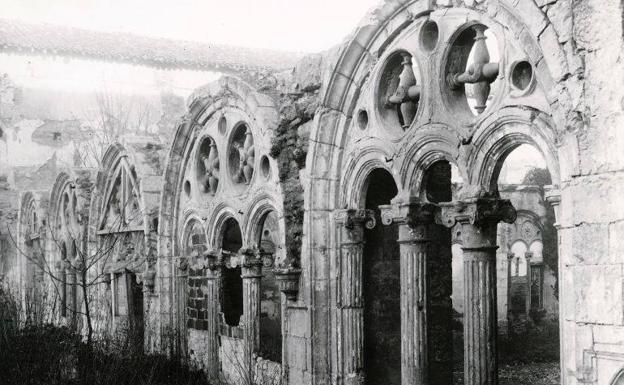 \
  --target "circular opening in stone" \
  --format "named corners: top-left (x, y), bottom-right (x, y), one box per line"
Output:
top-left (260, 155), bottom-right (271, 179)
top-left (227, 123), bottom-right (254, 185)
top-left (511, 60), bottom-right (533, 91)
top-left (445, 24), bottom-right (500, 117)
top-left (195, 136), bottom-right (219, 195)
top-left (357, 109), bottom-right (368, 130)
top-left (377, 50), bottom-right (420, 131)
top-left (184, 180), bottom-right (191, 197)
top-left (420, 20), bottom-right (439, 52)
top-left (218, 116), bottom-right (227, 135)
